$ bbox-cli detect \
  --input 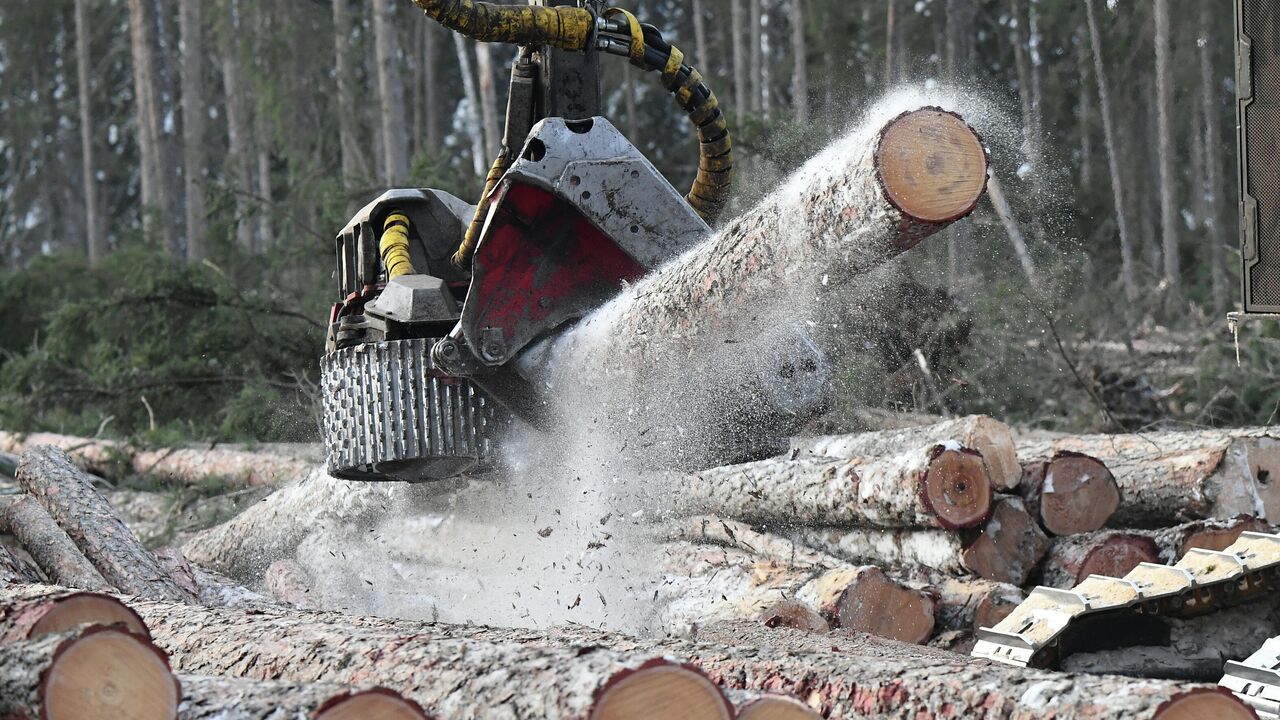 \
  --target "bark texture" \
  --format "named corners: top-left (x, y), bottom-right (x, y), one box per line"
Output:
top-left (74, 0), bottom-right (104, 264)
top-left (1017, 430), bottom-right (1267, 526)
top-left (122, 597), bottom-right (1253, 720)
top-left (178, 676), bottom-right (430, 720)
top-left (0, 584), bottom-right (149, 643)
top-left (1, 495), bottom-right (111, 592)
top-left (0, 544), bottom-right (38, 585)
top-left (1039, 531), bottom-right (1161, 589)
top-left (179, 0), bottom-right (207, 261)
top-left (16, 447), bottom-right (192, 602)
top-left (264, 558), bottom-right (318, 609)
top-left (672, 444), bottom-right (992, 530)
top-left (794, 415), bottom-right (1019, 491)
top-left (372, 0), bottom-right (409, 184)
